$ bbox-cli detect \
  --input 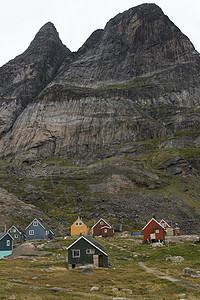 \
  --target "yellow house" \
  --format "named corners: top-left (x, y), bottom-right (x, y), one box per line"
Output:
top-left (70, 217), bottom-right (88, 236)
